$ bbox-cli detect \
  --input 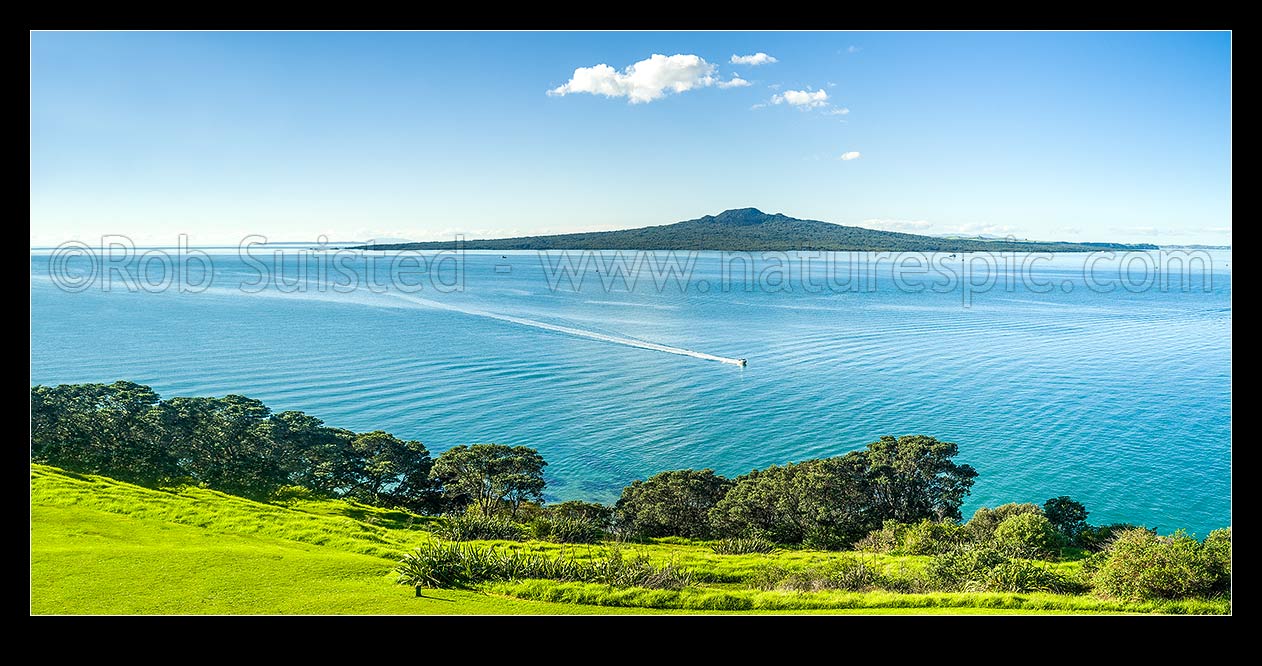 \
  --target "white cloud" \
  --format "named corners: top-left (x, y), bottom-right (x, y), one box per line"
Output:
top-left (847, 45), bottom-right (862, 54)
top-left (827, 82), bottom-right (837, 87)
top-left (771, 89), bottom-right (829, 108)
top-left (767, 83), bottom-right (781, 90)
top-left (1208, 226), bottom-right (1232, 234)
top-left (717, 76), bottom-right (751, 88)
top-left (548, 54), bottom-right (723, 104)
top-left (863, 219), bottom-right (932, 232)
top-left (750, 103), bottom-right (768, 110)
top-left (731, 52), bottom-right (778, 66)
top-left (825, 107), bottom-right (850, 116)
top-left (839, 151), bottom-right (861, 161)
